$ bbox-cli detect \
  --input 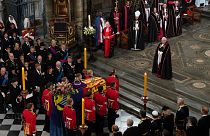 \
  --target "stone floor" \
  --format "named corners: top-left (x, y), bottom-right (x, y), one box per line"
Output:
top-left (90, 18), bottom-right (210, 119)
top-left (0, 109), bottom-right (138, 136)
